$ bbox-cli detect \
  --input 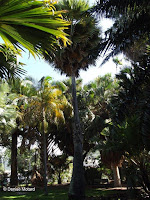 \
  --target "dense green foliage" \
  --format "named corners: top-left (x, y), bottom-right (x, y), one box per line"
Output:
top-left (92, 0), bottom-right (150, 64)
